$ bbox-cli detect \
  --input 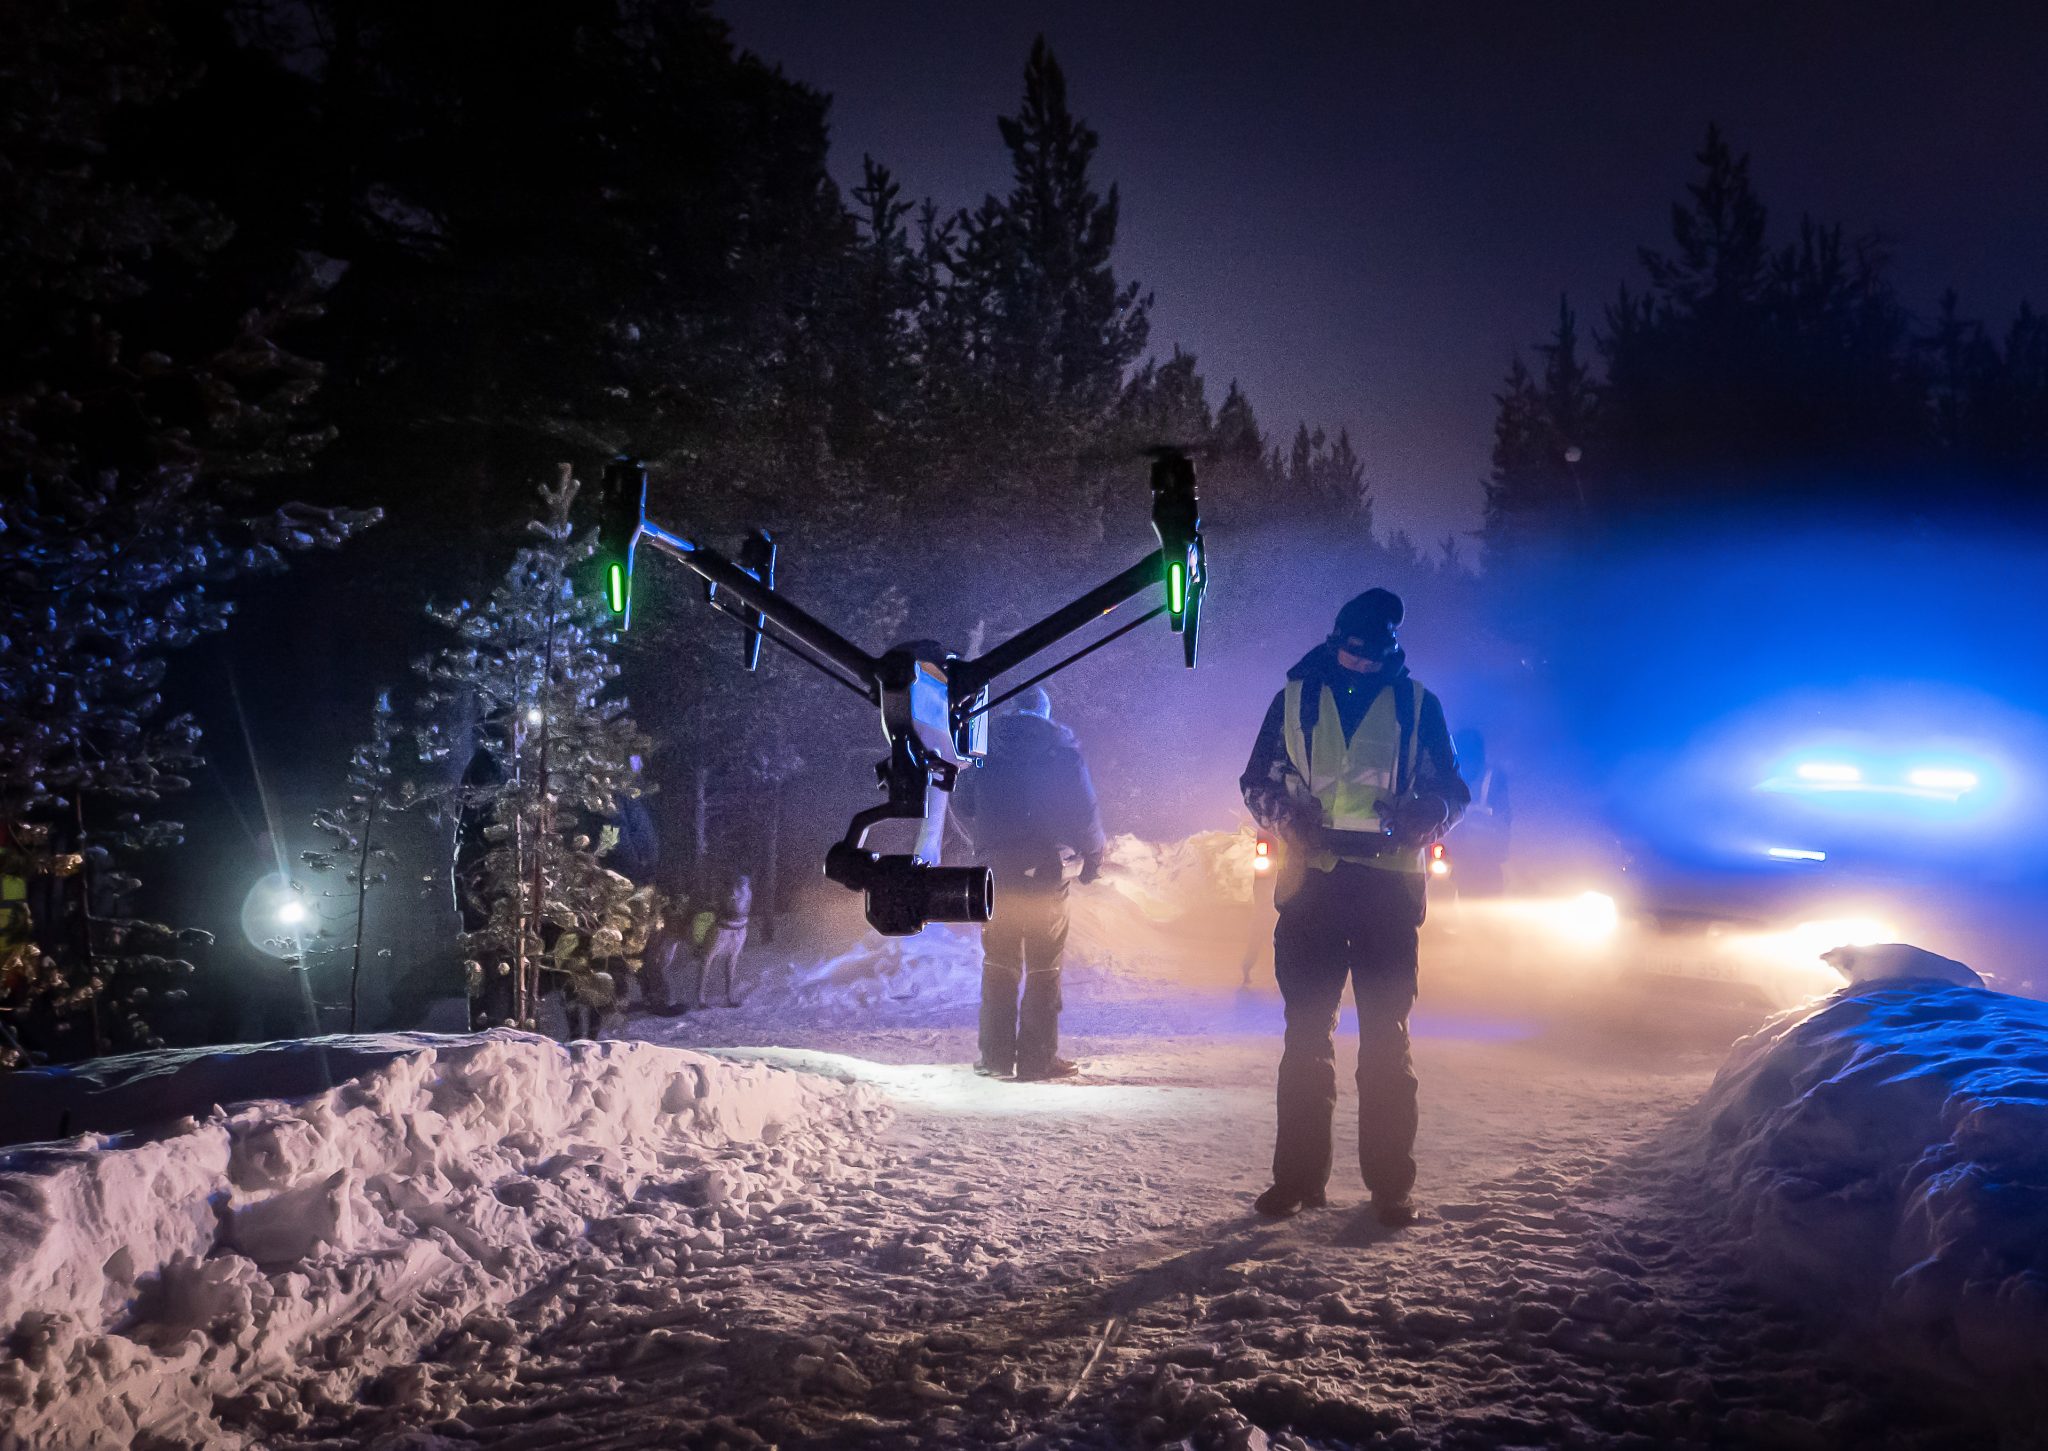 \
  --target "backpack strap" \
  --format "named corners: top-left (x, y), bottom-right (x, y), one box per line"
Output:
top-left (1296, 679), bottom-right (1322, 776)
top-left (1393, 680), bottom-right (1420, 796)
